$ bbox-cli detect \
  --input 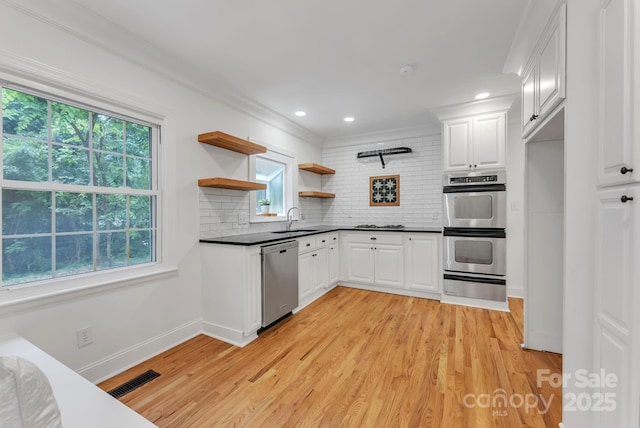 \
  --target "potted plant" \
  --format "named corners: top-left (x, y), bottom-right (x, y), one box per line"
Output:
top-left (258, 198), bottom-right (271, 214)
